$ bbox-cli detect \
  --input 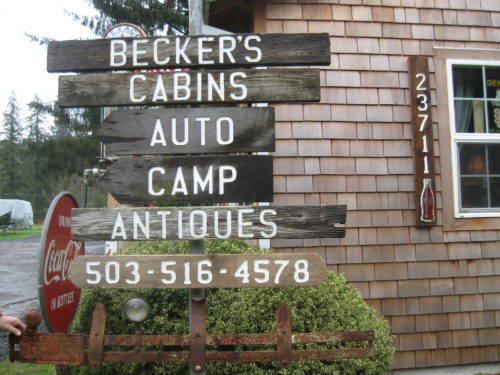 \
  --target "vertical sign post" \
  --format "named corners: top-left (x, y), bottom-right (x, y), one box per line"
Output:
top-left (188, 1), bottom-right (206, 373)
top-left (409, 56), bottom-right (437, 225)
